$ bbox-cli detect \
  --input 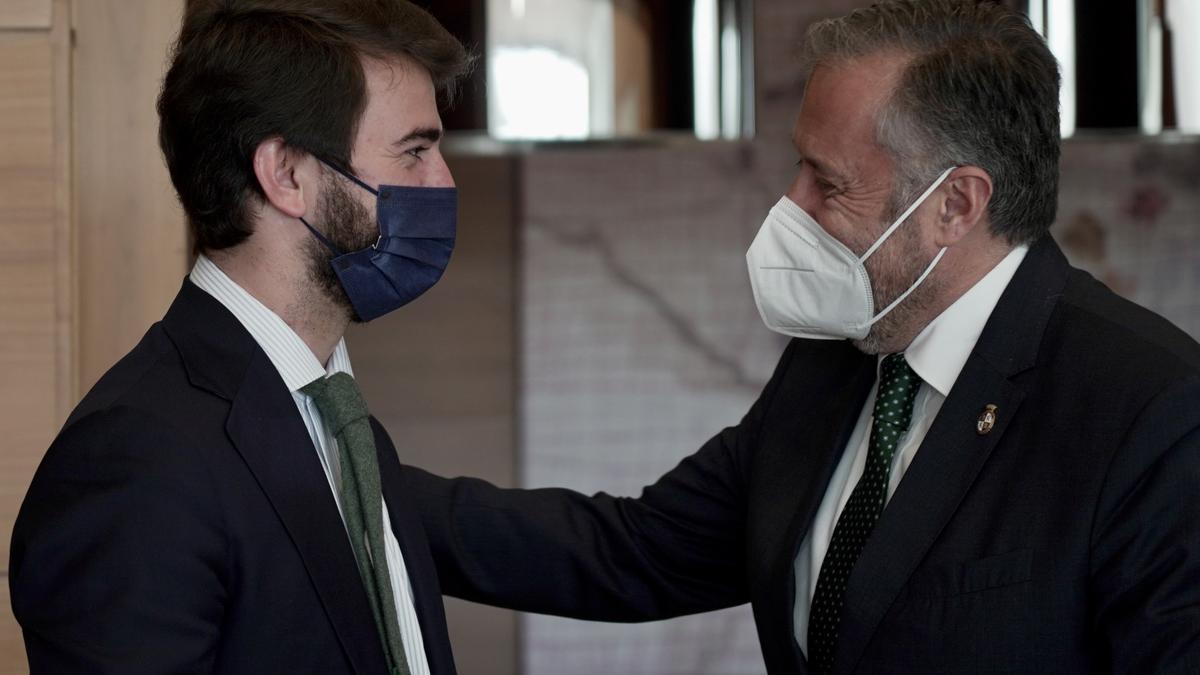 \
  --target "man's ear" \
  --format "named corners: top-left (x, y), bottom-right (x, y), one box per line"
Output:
top-left (934, 166), bottom-right (993, 247)
top-left (252, 137), bottom-right (313, 219)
